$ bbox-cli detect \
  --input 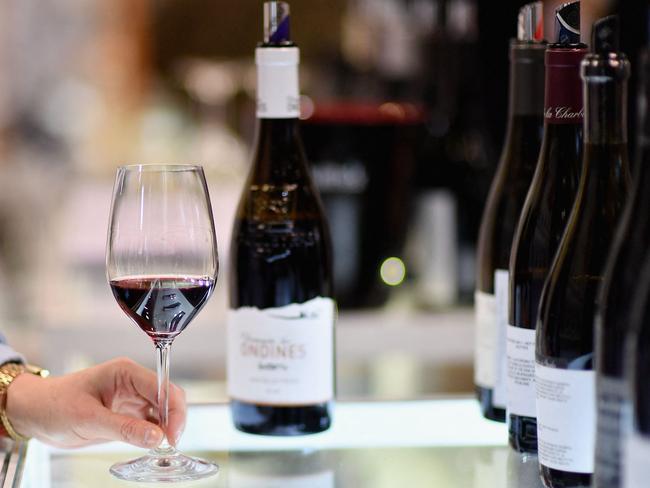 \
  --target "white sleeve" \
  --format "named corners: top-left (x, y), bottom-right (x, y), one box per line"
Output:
top-left (0, 334), bottom-right (24, 365)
